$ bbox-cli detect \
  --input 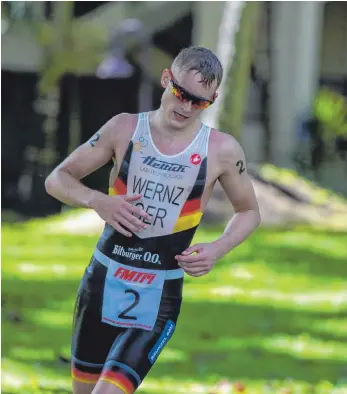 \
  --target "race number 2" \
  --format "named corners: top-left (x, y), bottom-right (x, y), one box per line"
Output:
top-left (118, 289), bottom-right (140, 320)
top-left (102, 260), bottom-right (166, 331)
